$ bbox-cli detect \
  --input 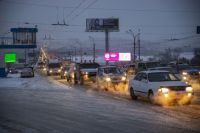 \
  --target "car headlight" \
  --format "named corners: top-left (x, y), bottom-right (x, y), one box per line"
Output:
top-left (81, 71), bottom-right (88, 75)
top-left (121, 76), bottom-right (126, 81)
top-left (183, 76), bottom-right (187, 80)
top-left (186, 86), bottom-right (193, 92)
top-left (182, 72), bottom-right (187, 75)
top-left (158, 87), bottom-right (169, 94)
top-left (106, 77), bottom-right (111, 82)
